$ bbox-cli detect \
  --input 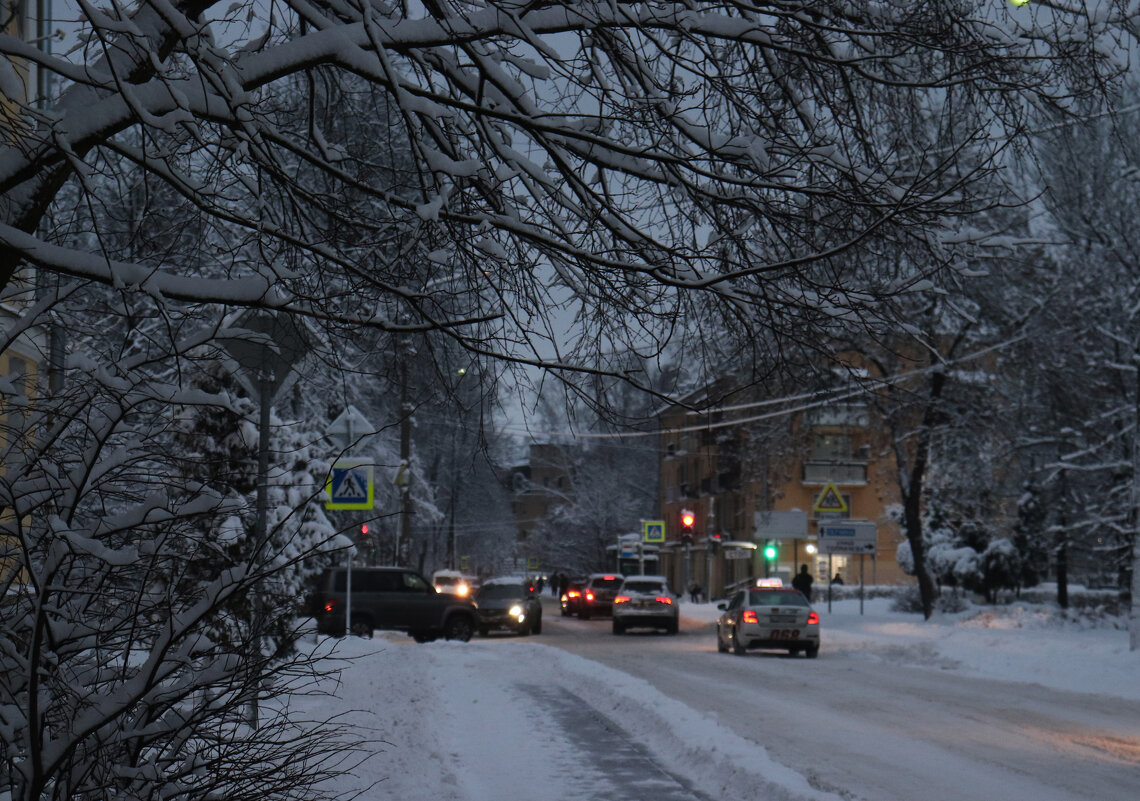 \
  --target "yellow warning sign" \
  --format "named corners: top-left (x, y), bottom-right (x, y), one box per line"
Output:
top-left (812, 482), bottom-right (848, 513)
